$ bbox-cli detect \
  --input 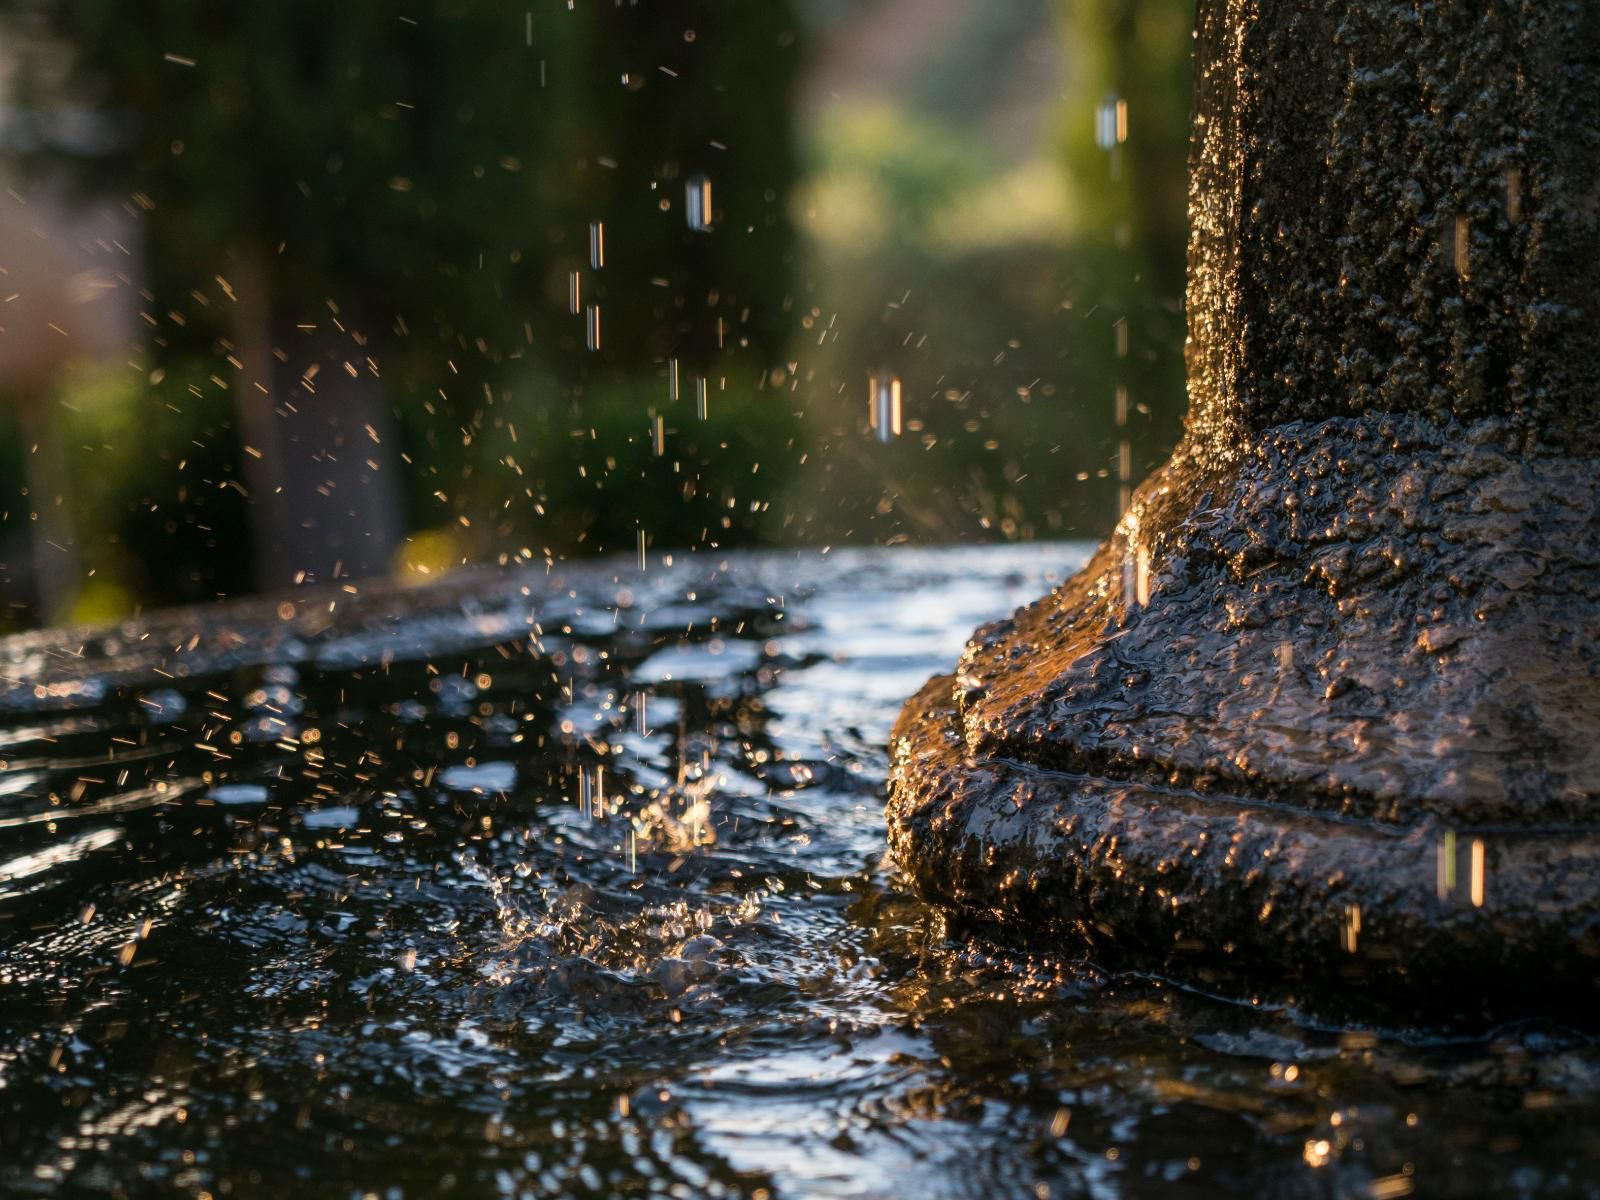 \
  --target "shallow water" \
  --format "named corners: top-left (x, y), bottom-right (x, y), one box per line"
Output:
top-left (1, 544), bottom-right (1597, 1199)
